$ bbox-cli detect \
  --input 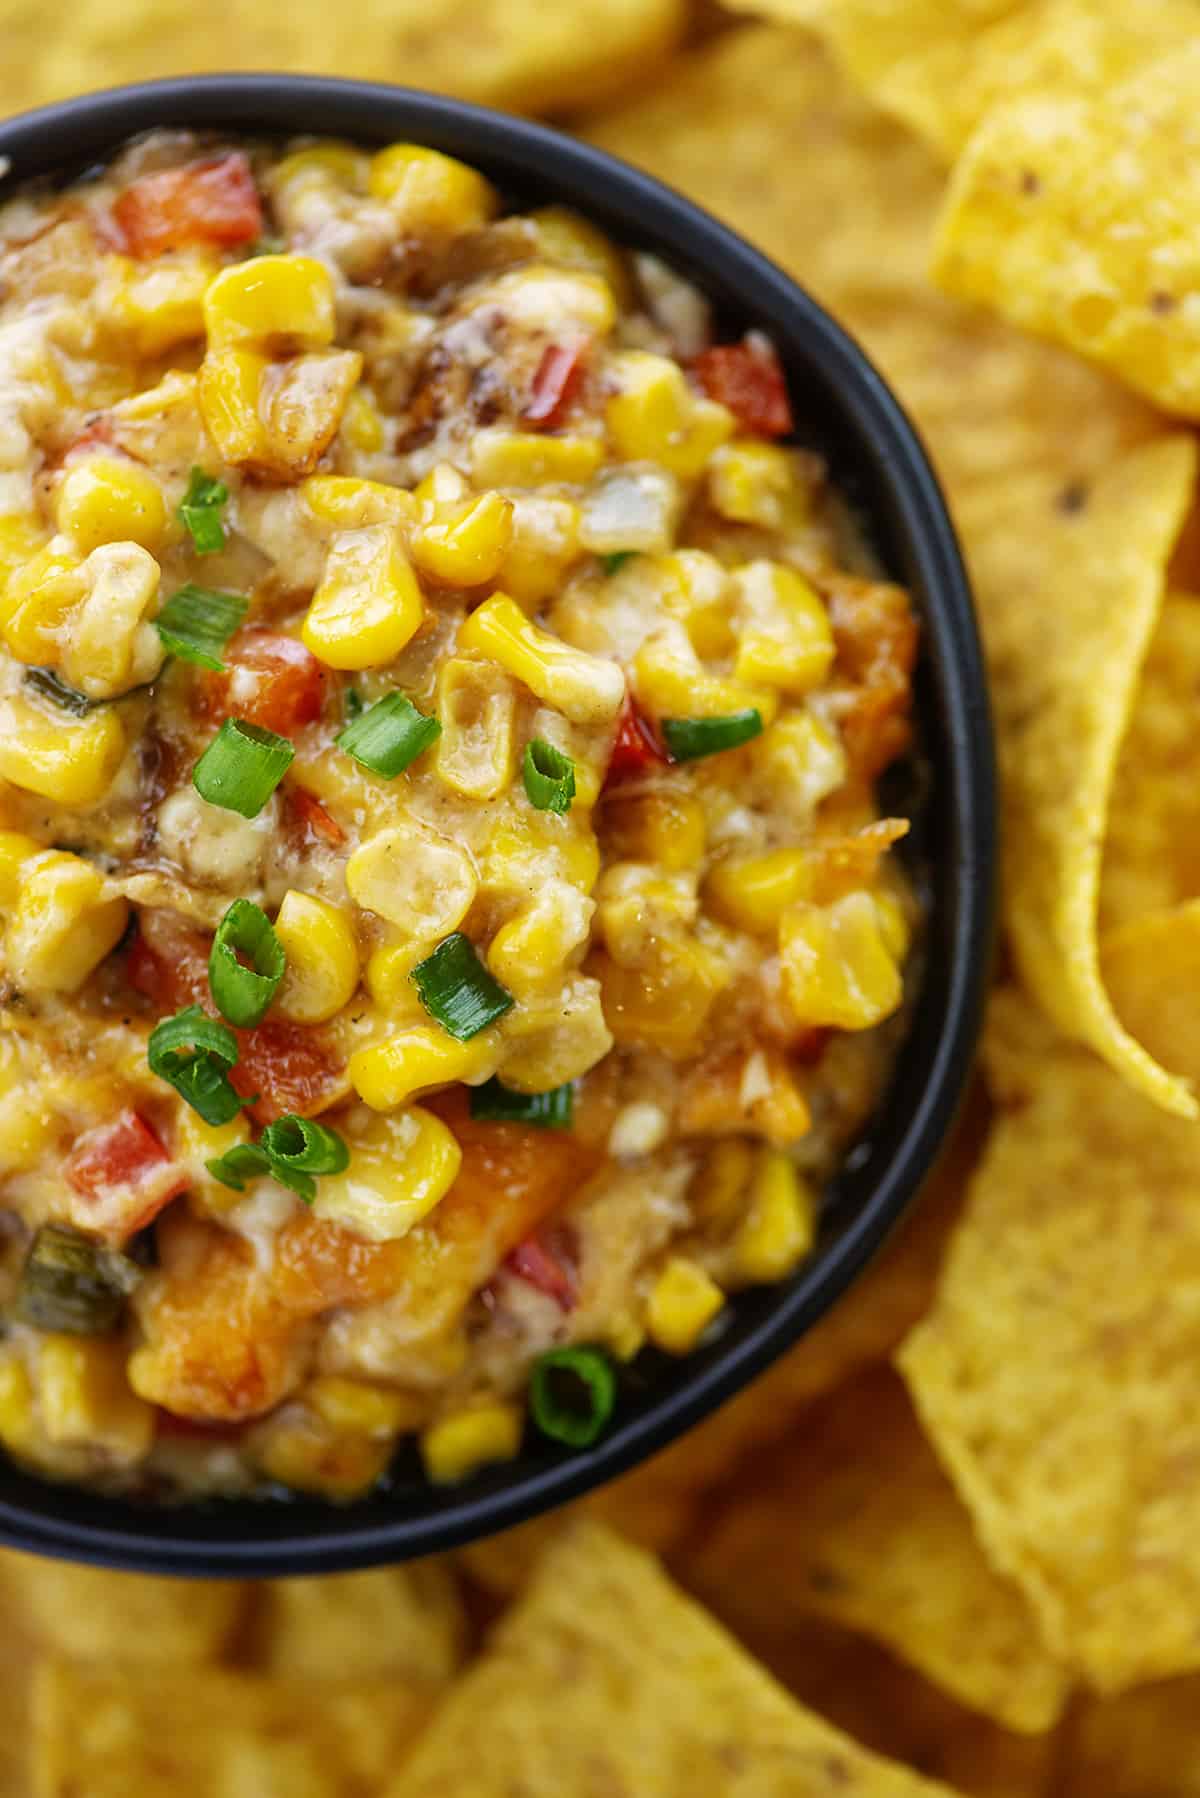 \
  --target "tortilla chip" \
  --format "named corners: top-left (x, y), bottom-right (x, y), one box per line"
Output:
top-left (680, 1367), bottom-right (1069, 1734)
top-left (33, 1657), bottom-right (437, 1798)
top-left (0, 0), bottom-right (683, 119)
top-left (900, 987), bottom-right (1200, 1692)
top-left (1102, 901), bottom-right (1200, 1090)
top-left (0, 1550), bottom-right (244, 1664)
top-left (397, 1521), bottom-right (965, 1796)
top-left (252, 1562), bottom-right (467, 1682)
top-left (935, 42), bottom-right (1200, 417)
top-left (1061, 1674), bottom-right (1200, 1795)
top-left (0, 1597), bottom-right (35, 1798)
